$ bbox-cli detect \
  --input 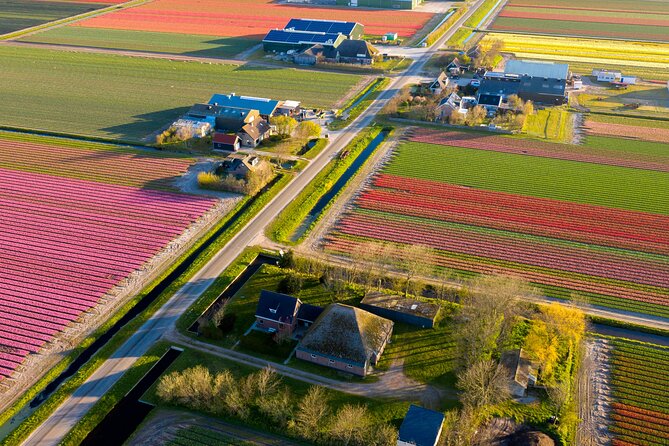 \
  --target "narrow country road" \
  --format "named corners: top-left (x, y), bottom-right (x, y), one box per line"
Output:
top-left (20, 1), bottom-right (489, 444)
